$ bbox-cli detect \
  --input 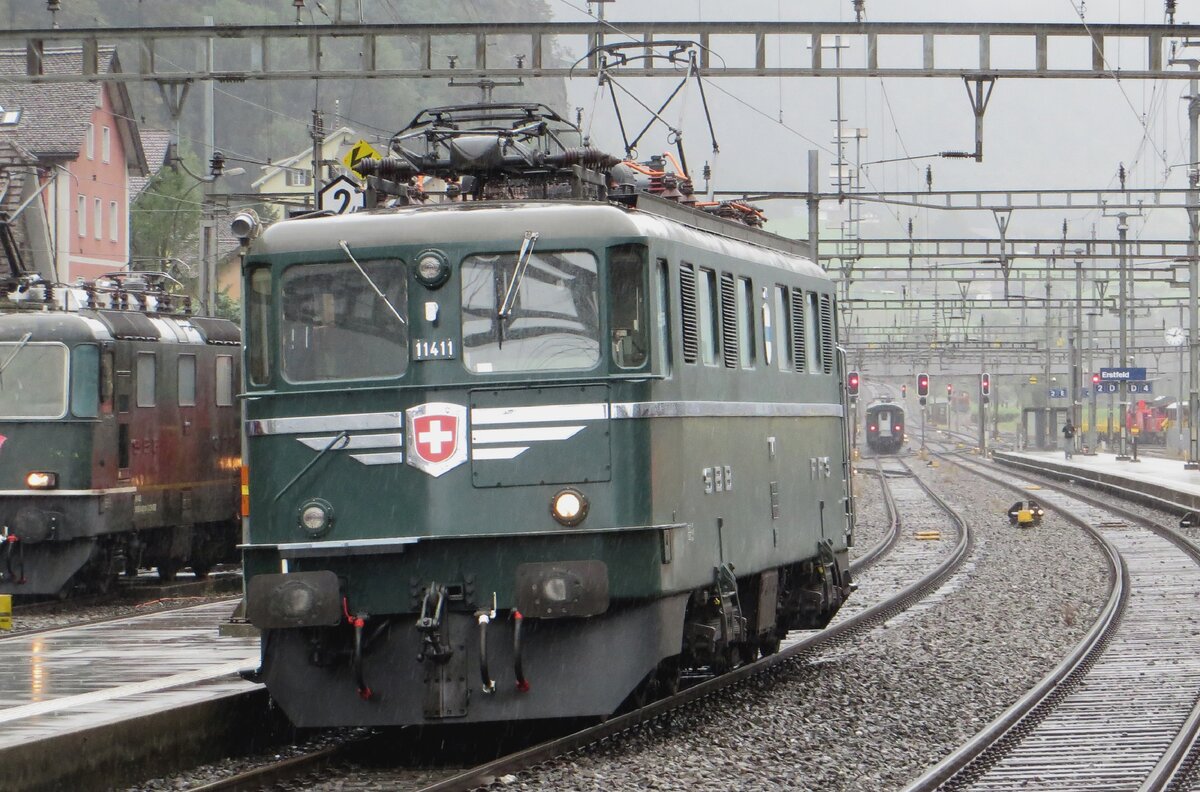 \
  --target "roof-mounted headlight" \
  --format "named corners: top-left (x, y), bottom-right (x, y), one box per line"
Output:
top-left (415, 250), bottom-right (450, 289)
